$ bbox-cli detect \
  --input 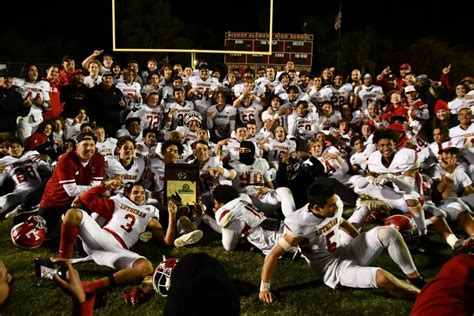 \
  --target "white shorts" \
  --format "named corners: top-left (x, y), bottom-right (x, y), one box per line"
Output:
top-left (78, 210), bottom-right (144, 270)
